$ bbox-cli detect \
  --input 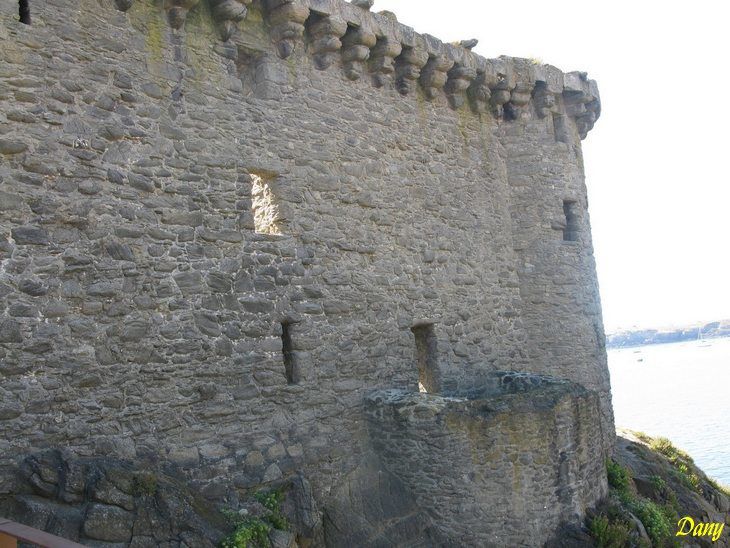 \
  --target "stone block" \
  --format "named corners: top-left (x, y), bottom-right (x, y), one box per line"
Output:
top-left (11, 226), bottom-right (49, 245)
top-left (173, 271), bottom-right (204, 295)
top-left (0, 138), bottom-right (28, 154)
top-left (83, 503), bottom-right (134, 542)
top-left (0, 318), bottom-right (23, 343)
